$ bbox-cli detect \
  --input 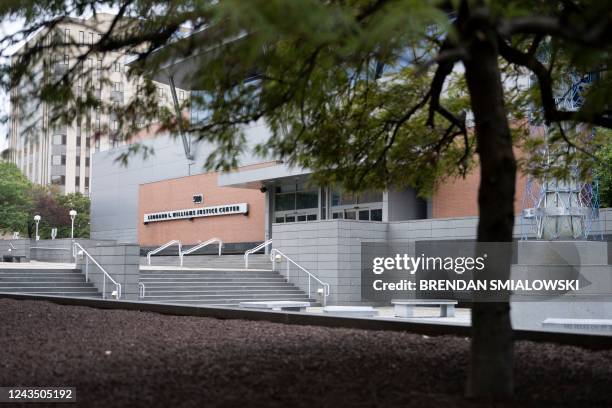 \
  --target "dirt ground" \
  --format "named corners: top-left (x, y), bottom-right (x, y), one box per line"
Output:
top-left (0, 298), bottom-right (610, 407)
